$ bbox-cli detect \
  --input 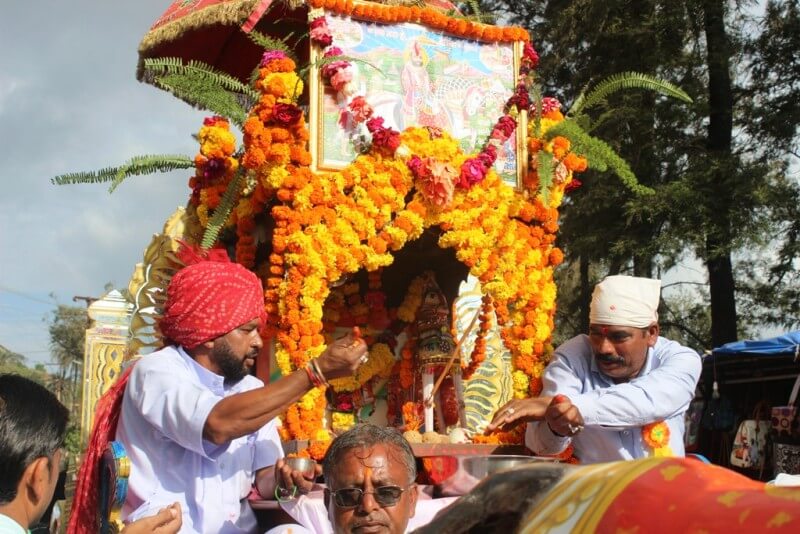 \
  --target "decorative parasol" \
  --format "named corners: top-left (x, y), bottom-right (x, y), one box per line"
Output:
top-left (137, 0), bottom-right (462, 88)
